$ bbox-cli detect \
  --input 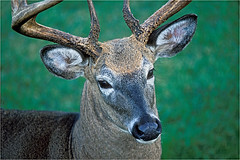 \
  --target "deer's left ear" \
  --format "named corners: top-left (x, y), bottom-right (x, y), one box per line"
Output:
top-left (146, 14), bottom-right (197, 61)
